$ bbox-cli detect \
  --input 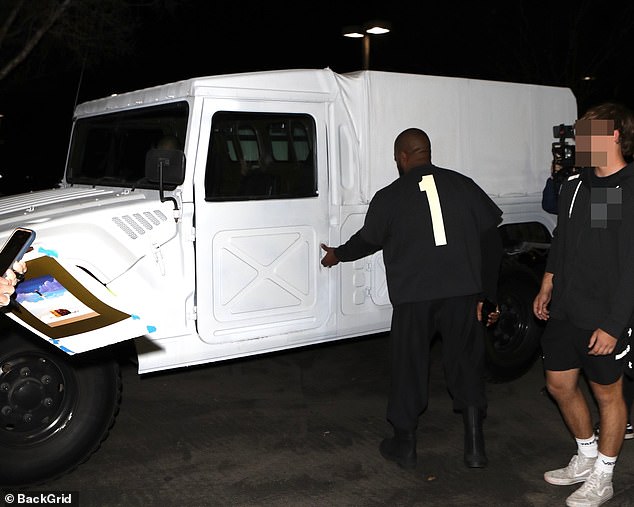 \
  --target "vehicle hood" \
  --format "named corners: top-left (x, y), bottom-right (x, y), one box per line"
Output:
top-left (0, 186), bottom-right (178, 284)
top-left (0, 187), bottom-right (142, 220)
